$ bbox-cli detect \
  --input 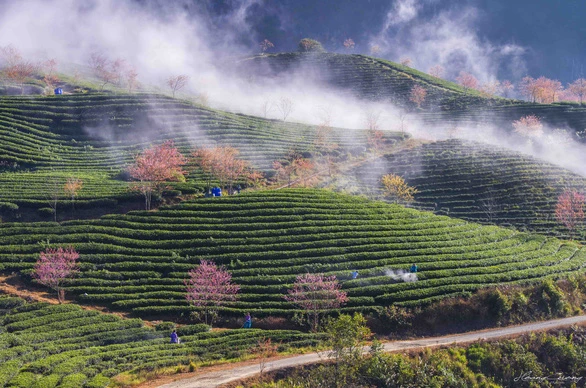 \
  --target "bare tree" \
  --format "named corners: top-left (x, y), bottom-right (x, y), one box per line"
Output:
top-left (397, 111), bottom-right (409, 134)
top-left (125, 67), bottom-right (139, 93)
top-left (364, 110), bottom-right (381, 131)
top-left (167, 74), bottom-right (189, 98)
top-left (315, 105), bottom-right (333, 127)
top-left (277, 97), bottom-right (294, 121)
top-left (44, 176), bottom-right (63, 222)
top-left (479, 190), bottom-right (501, 222)
top-left (261, 99), bottom-right (273, 118)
